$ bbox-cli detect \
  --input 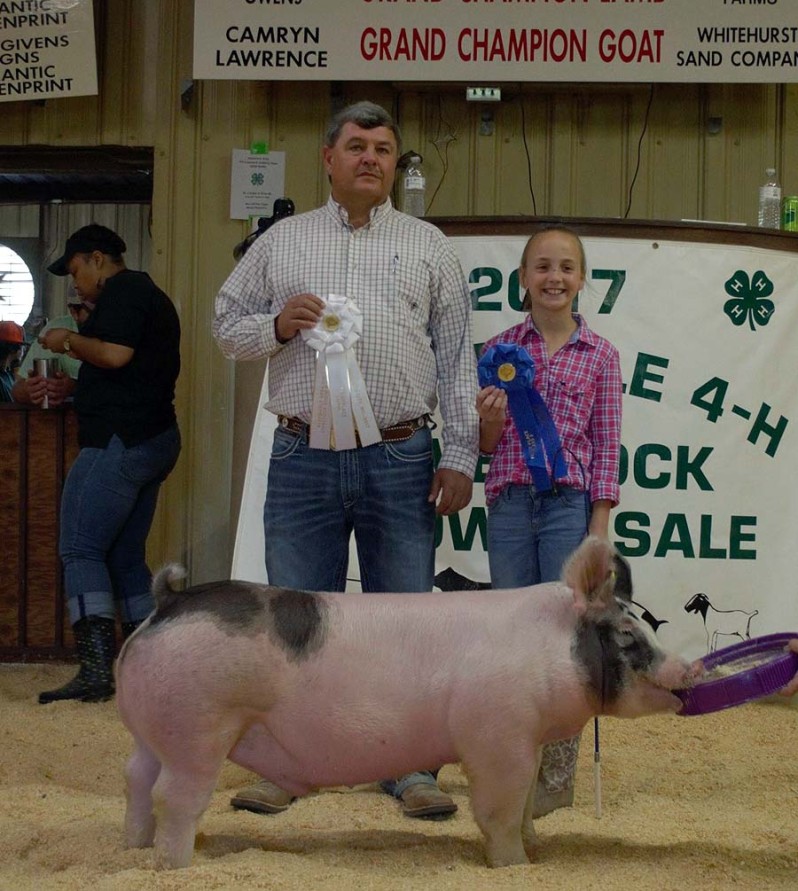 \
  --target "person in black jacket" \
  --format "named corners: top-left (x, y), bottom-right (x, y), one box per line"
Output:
top-left (38, 224), bottom-right (181, 704)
